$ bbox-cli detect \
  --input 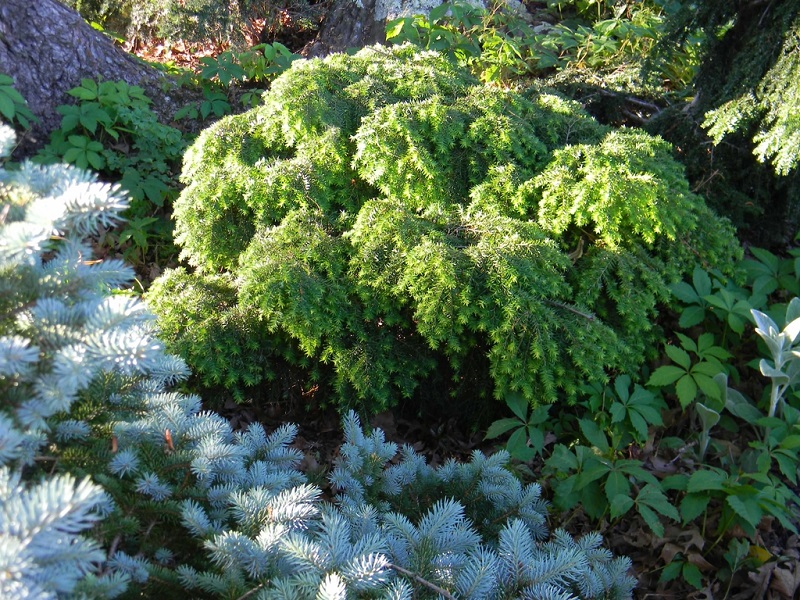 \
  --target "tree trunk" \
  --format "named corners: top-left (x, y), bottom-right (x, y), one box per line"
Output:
top-left (0, 0), bottom-right (179, 154)
top-left (304, 0), bottom-right (386, 57)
